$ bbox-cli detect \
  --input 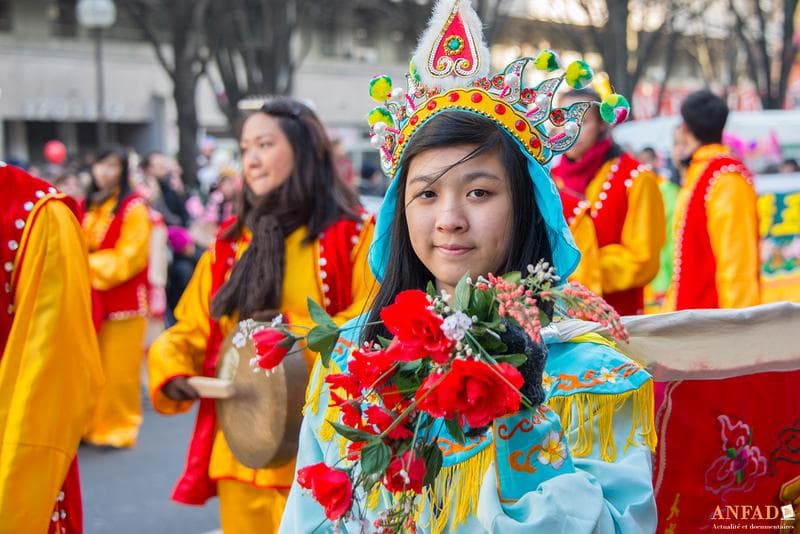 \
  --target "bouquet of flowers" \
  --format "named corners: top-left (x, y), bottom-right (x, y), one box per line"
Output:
top-left (244, 260), bottom-right (627, 531)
